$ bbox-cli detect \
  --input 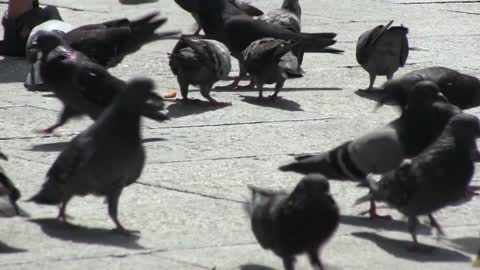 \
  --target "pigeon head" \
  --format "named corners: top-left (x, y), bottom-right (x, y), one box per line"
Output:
top-left (448, 114), bottom-right (480, 139)
top-left (117, 78), bottom-right (165, 112)
top-left (407, 81), bottom-right (448, 108)
top-left (27, 30), bottom-right (64, 61)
